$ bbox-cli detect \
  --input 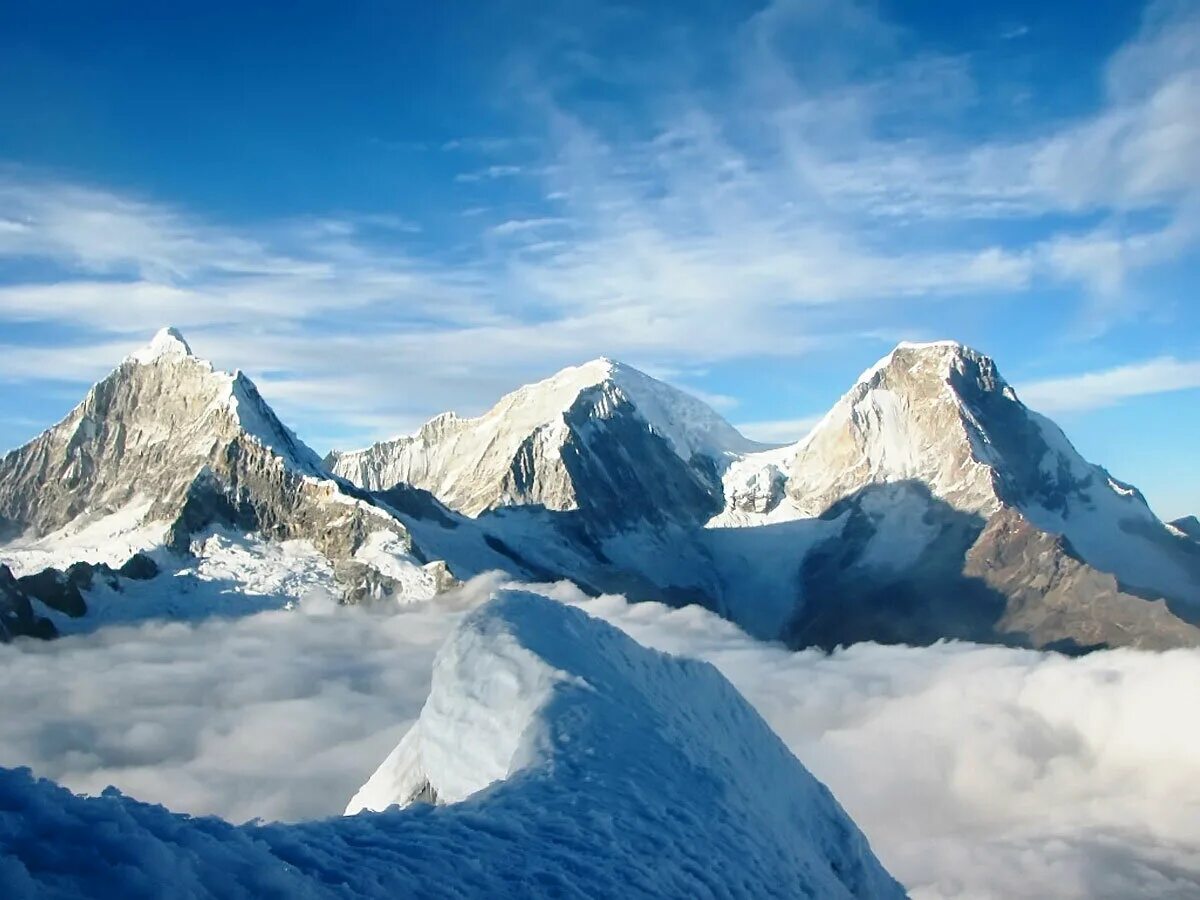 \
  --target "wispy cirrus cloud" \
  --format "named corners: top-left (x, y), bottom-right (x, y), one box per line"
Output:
top-left (735, 415), bottom-right (823, 444)
top-left (1018, 357), bottom-right (1200, 414)
top-left (502, 0), bottom-right (1200, 323)
top-left (1, 0), bottom-right (1198, 457)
